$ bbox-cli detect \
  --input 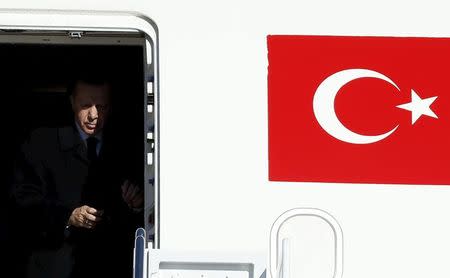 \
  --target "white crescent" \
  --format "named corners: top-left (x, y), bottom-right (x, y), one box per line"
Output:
top-left (313, 69), bottom-right (399, 144)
